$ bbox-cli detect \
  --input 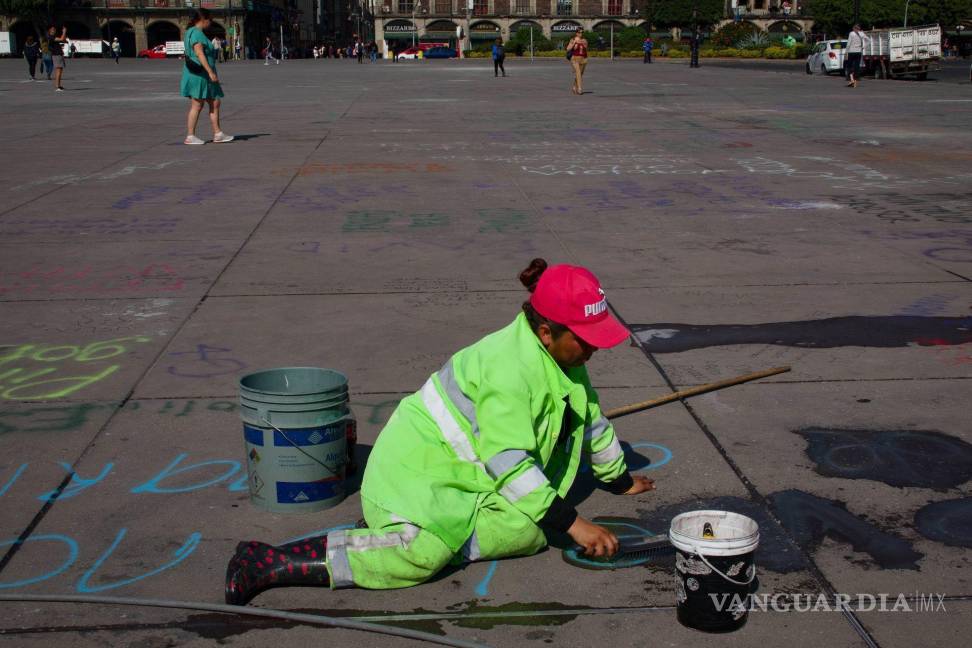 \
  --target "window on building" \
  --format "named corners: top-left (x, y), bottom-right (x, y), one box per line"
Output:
top-left (434, 0), bottom-right (452, 13)
top-left (752, 0), bottom-right (765, 9)
top-left (473, 0), bottom-right (488, 15)
top-left (556, 0), bottom-right (572, 16)
top-left (607, 0), bottom-right (622, 15)
top-left (398, 0), bottom-right (415, 12)
top-left (514, 0), bottom-right (531, 13)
